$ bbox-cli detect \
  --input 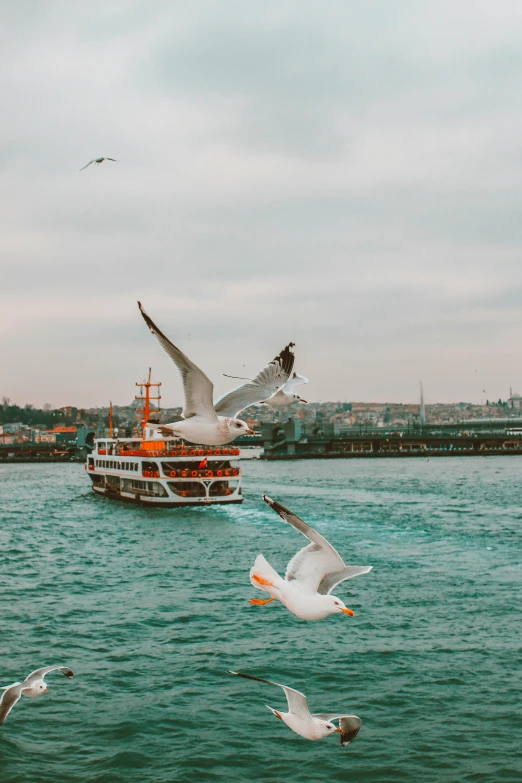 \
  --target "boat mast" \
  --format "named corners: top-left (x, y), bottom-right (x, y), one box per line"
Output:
top-left (135, 368), bottom-right (161, 436)
top-left (109, 401), bottom-right (113, 438)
